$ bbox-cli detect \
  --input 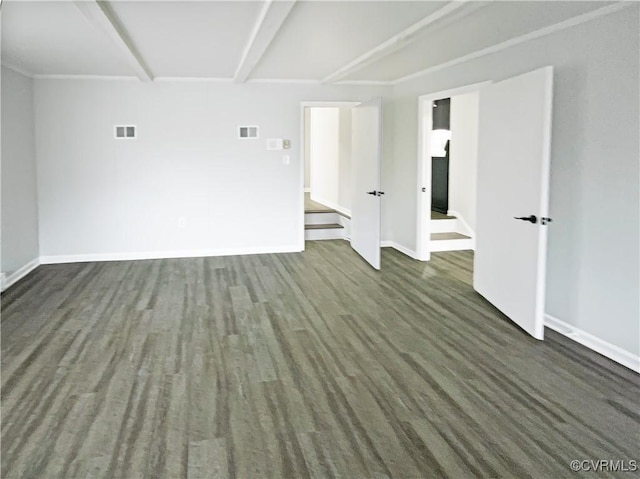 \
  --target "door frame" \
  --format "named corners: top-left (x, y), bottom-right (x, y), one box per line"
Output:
top-left (415, 81), bottom-right (491, 261)
top-left (298, 101), bottom-right (360, 251)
